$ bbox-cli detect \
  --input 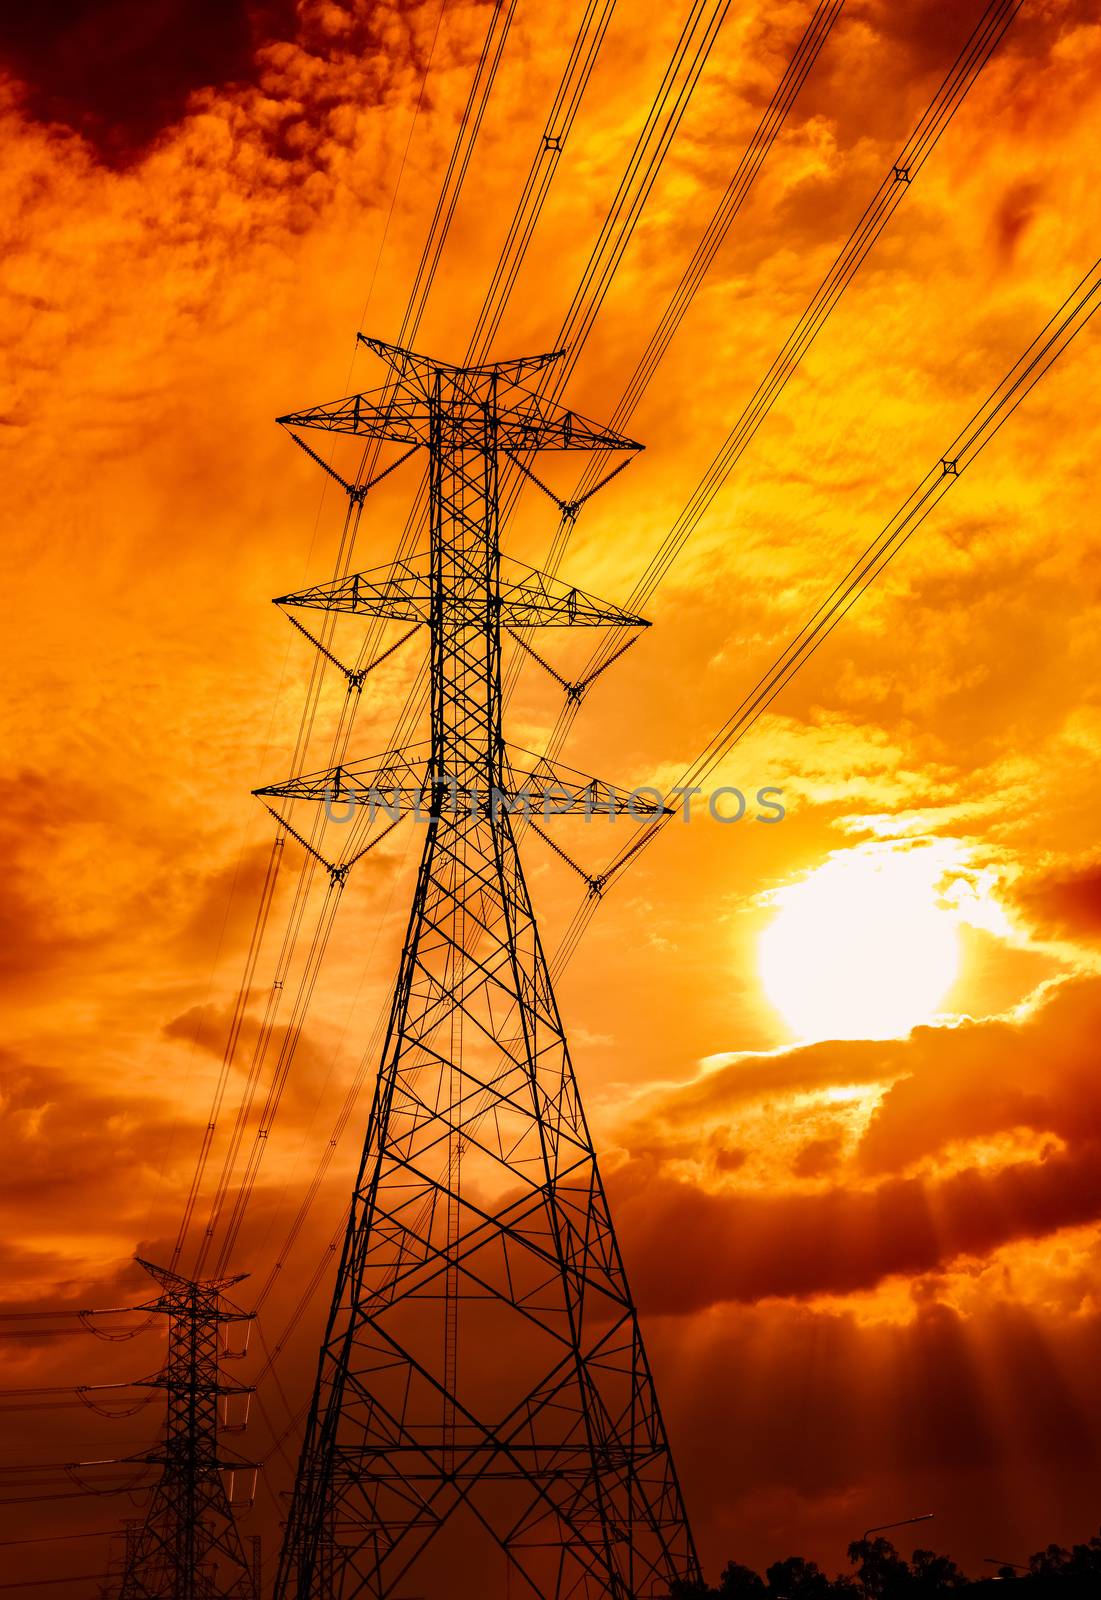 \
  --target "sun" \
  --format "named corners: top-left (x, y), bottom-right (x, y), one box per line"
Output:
top-left (758, 846), bottom-right (961, 1042)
